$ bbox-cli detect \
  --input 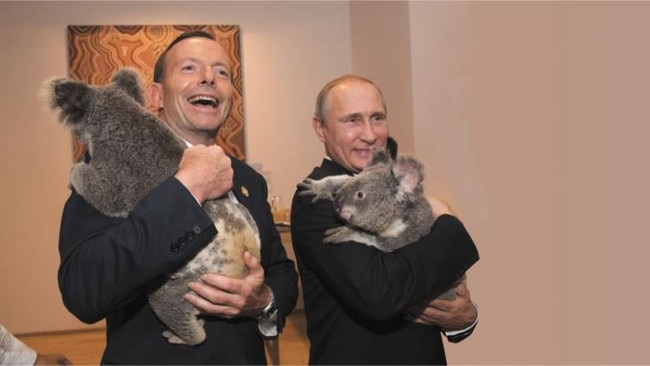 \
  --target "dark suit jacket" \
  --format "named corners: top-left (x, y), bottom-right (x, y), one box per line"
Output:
top-left (58, 158), bottom-right (298, 365)
top-left (290, 159), bottom-right (479, 365)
